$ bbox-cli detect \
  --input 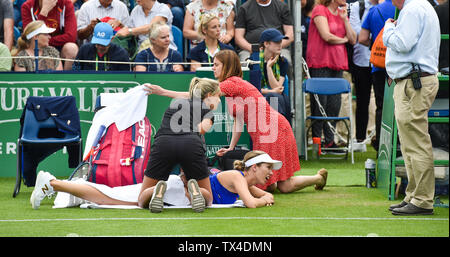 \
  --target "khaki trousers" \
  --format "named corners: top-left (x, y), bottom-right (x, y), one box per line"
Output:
top-left (393, 75), bottom-right (439, 209)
